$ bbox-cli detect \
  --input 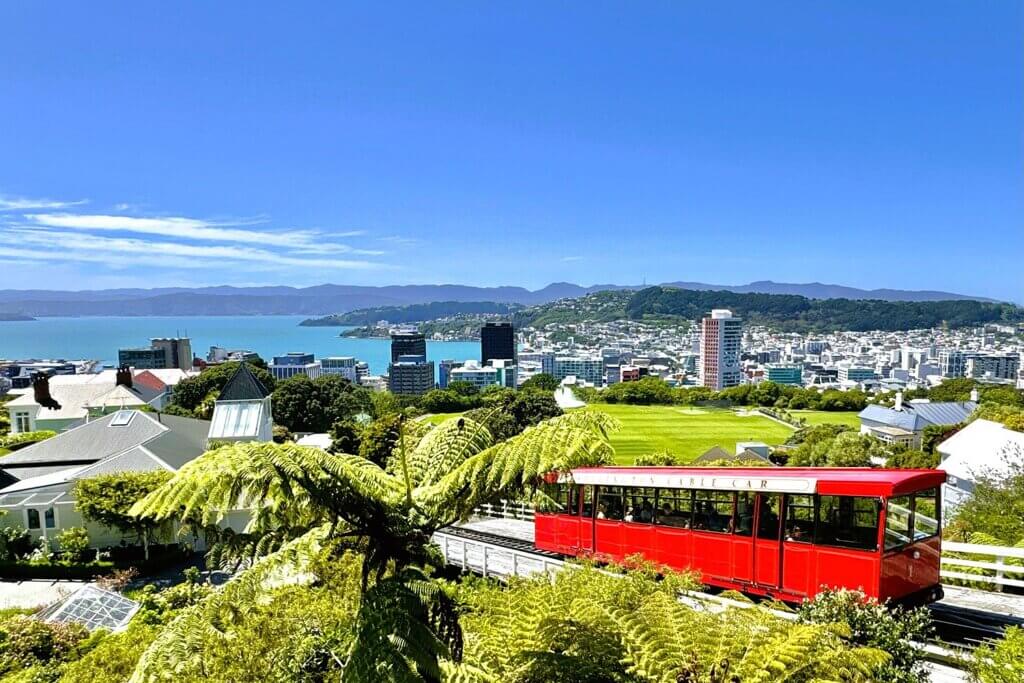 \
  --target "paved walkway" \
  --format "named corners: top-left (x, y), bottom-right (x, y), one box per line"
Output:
top-left (940, 584), bottom-right (1024, 618)
top-left (0, 580), bottom-right (83, 610)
